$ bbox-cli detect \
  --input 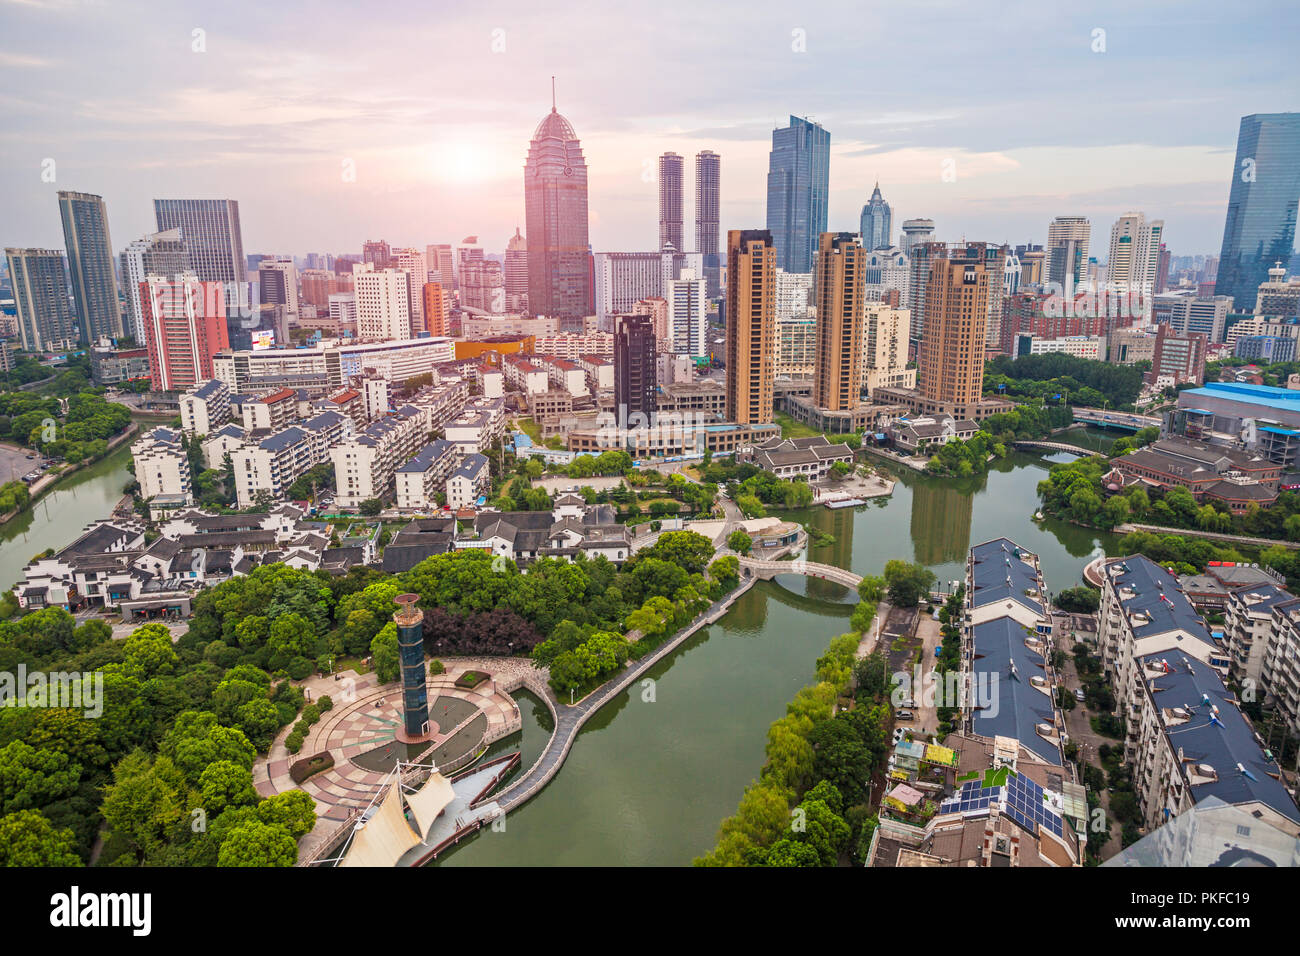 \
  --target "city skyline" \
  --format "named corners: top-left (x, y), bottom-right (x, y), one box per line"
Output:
top-left (2, 2), bottom-right (1297, 259)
